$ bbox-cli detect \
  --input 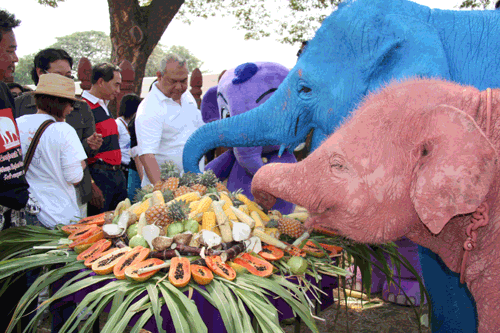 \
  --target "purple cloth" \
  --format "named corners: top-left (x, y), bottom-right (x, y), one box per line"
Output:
top-left (54, 270), bottom-right (337, 332)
